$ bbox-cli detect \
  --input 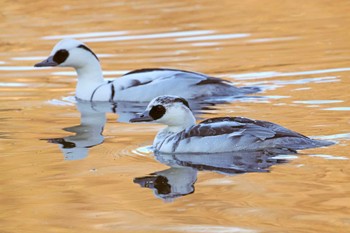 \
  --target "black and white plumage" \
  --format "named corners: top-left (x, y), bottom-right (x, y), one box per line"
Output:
top-left (34, 39), bottom-right (259, 102)
top-left (130, 95), bottom-right (334, 153)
